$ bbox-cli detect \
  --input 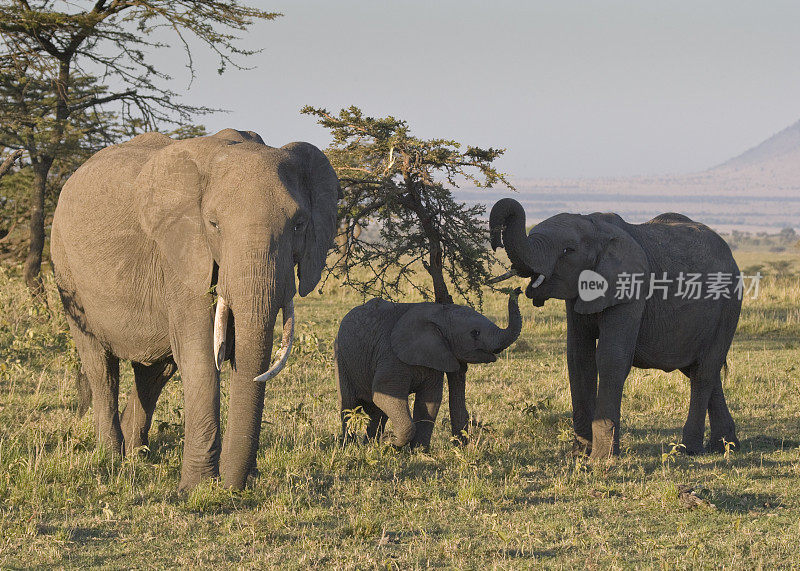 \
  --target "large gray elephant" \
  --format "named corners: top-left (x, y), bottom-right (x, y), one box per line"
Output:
top-left (335, 290), bottom-right (522, 448)
top-left (51, 128), bottom-right (339, 490)
top-left (489, 198), bottom-right (741, 461)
